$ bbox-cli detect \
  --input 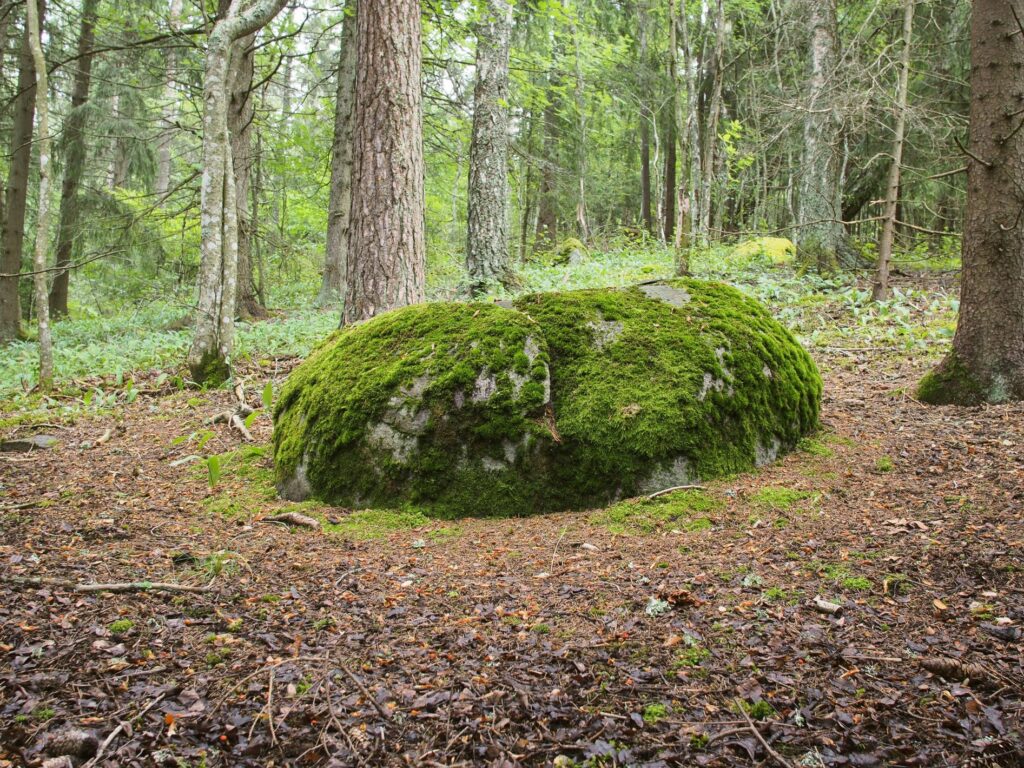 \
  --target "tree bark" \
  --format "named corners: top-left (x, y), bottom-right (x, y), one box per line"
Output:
top-left (188, 0), bottom-right (288, 385)
top-left (871, 0), bottom-right (914, 302)
top-left (228, 25), bottom-right (265, 320)
top-left (535, 74), bottom-right (560, 251)
top-left (0, 2), bottom-right (42, 343)
top-left (795, 0), bottom-right (851, 270)
top-left (48, 0), bottom-right (99, 318)
top-left (26, 0), bottom-right (51, 389)
top-left (155, 0), bottom-right (184, 201)
top-left (918, 0), bottom-right (1024, 405)
top-left (343, 0), bottom-right (425, 325)
top-left (319, 0), bottom-right (357, 306)
top-left (637, 0), bottom-right (653, 233)
top-left (466, 0), bottom-right (514, 295)
top-left (663, 0), bottom-right (678, 244)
